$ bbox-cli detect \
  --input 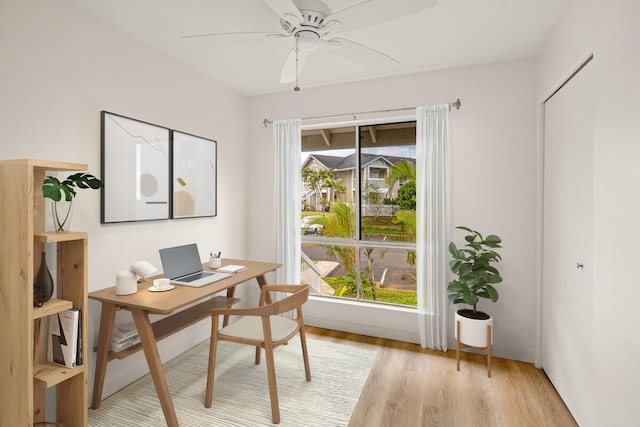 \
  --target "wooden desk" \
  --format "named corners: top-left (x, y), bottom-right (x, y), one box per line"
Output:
top-left (89, 259), bottom-right (280, 427)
